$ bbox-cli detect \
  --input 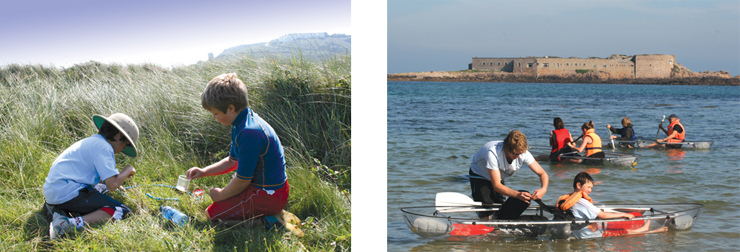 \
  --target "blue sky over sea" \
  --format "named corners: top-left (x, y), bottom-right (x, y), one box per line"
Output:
top-left (388, 0), bottom-right (740, 76)
top-left (0, 0), bottom-right (350, 68)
